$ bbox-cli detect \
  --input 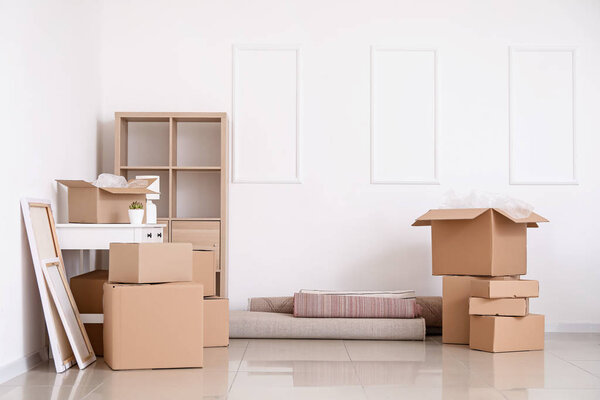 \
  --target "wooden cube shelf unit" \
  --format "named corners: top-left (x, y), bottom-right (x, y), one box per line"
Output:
top-left (114, 112), bottom-right (228, 296)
